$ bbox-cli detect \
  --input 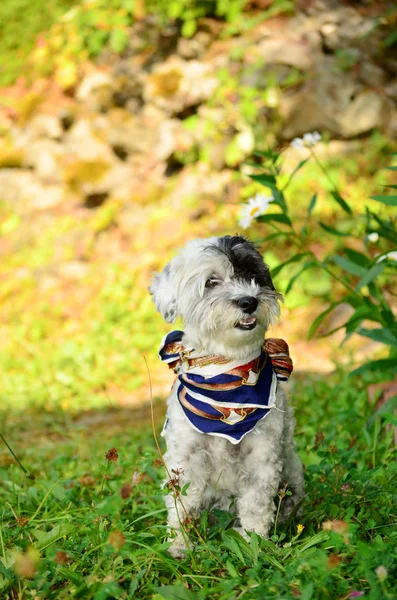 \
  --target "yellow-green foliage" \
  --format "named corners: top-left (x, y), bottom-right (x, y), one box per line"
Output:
top-left (0, 0), bottom-right (296, 87)
top-left (64, 159), bottom-right (110, 192)
top-left (0, 135), bottom-right (395, 413)
top-left (0, 0), bottom-right (79, 86)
